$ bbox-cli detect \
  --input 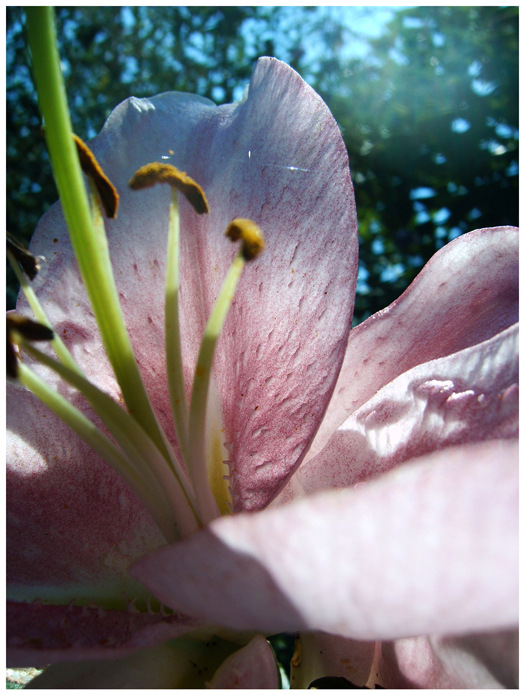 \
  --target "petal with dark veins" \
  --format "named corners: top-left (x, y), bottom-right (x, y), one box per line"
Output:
top-left (22, 57), bottom-right (358, 512)
top-left (308, 226), bottom-right (518, 462)
top-left (285, 322), bottom-right (518, 497)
